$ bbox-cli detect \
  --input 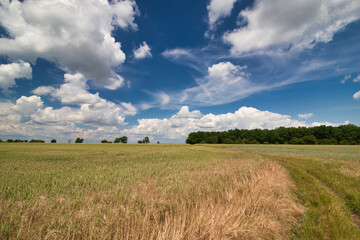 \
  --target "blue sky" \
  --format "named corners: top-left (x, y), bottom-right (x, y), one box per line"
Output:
top-left (0, 0), bottom-right (359, 143)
